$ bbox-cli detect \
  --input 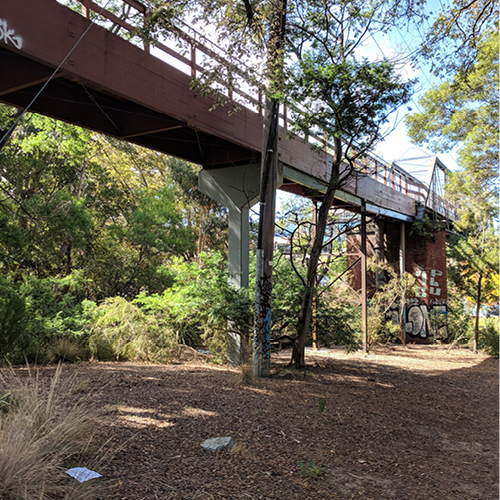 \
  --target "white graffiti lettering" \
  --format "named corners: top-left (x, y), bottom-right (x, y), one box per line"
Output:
top-left (406, 304), bottom-right (448, 340)
top-left (430, 298), bottom-right (447, 306)
top-left (0, 19), bottom-right (23, 50)
top-left (415, 266), bottom-right (442, 298)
